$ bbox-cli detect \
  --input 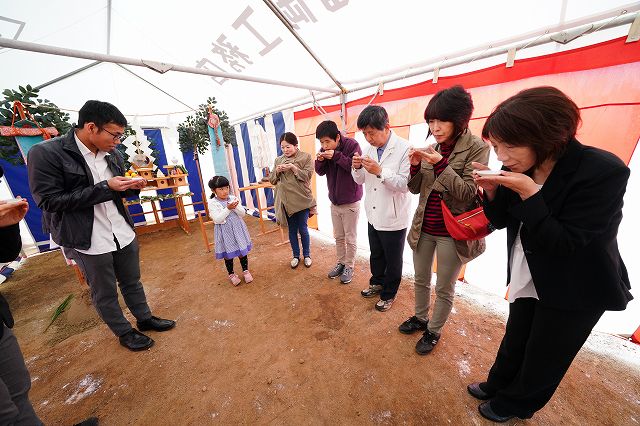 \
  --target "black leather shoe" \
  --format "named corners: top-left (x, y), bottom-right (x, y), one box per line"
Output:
top-left (119, 329), bottom-right (154, 351)
top-left (467, 382), bottom-right (494, 400)
top-left (74, 416), bottom-right (99, 426)
top-left (398, 316), bottom-right (429, 334)
top-left (137, 316), bottom-right (176, 332)
top-left (478, 401), bottom-right (516, 423)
